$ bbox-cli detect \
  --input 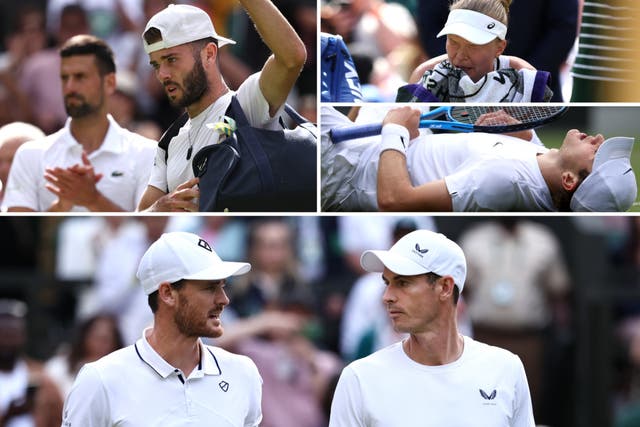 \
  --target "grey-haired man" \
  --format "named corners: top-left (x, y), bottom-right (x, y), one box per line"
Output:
top-left (329, 229), bottom-right (535, 427)
top-left (62, 232), bottom-right (262, 426)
